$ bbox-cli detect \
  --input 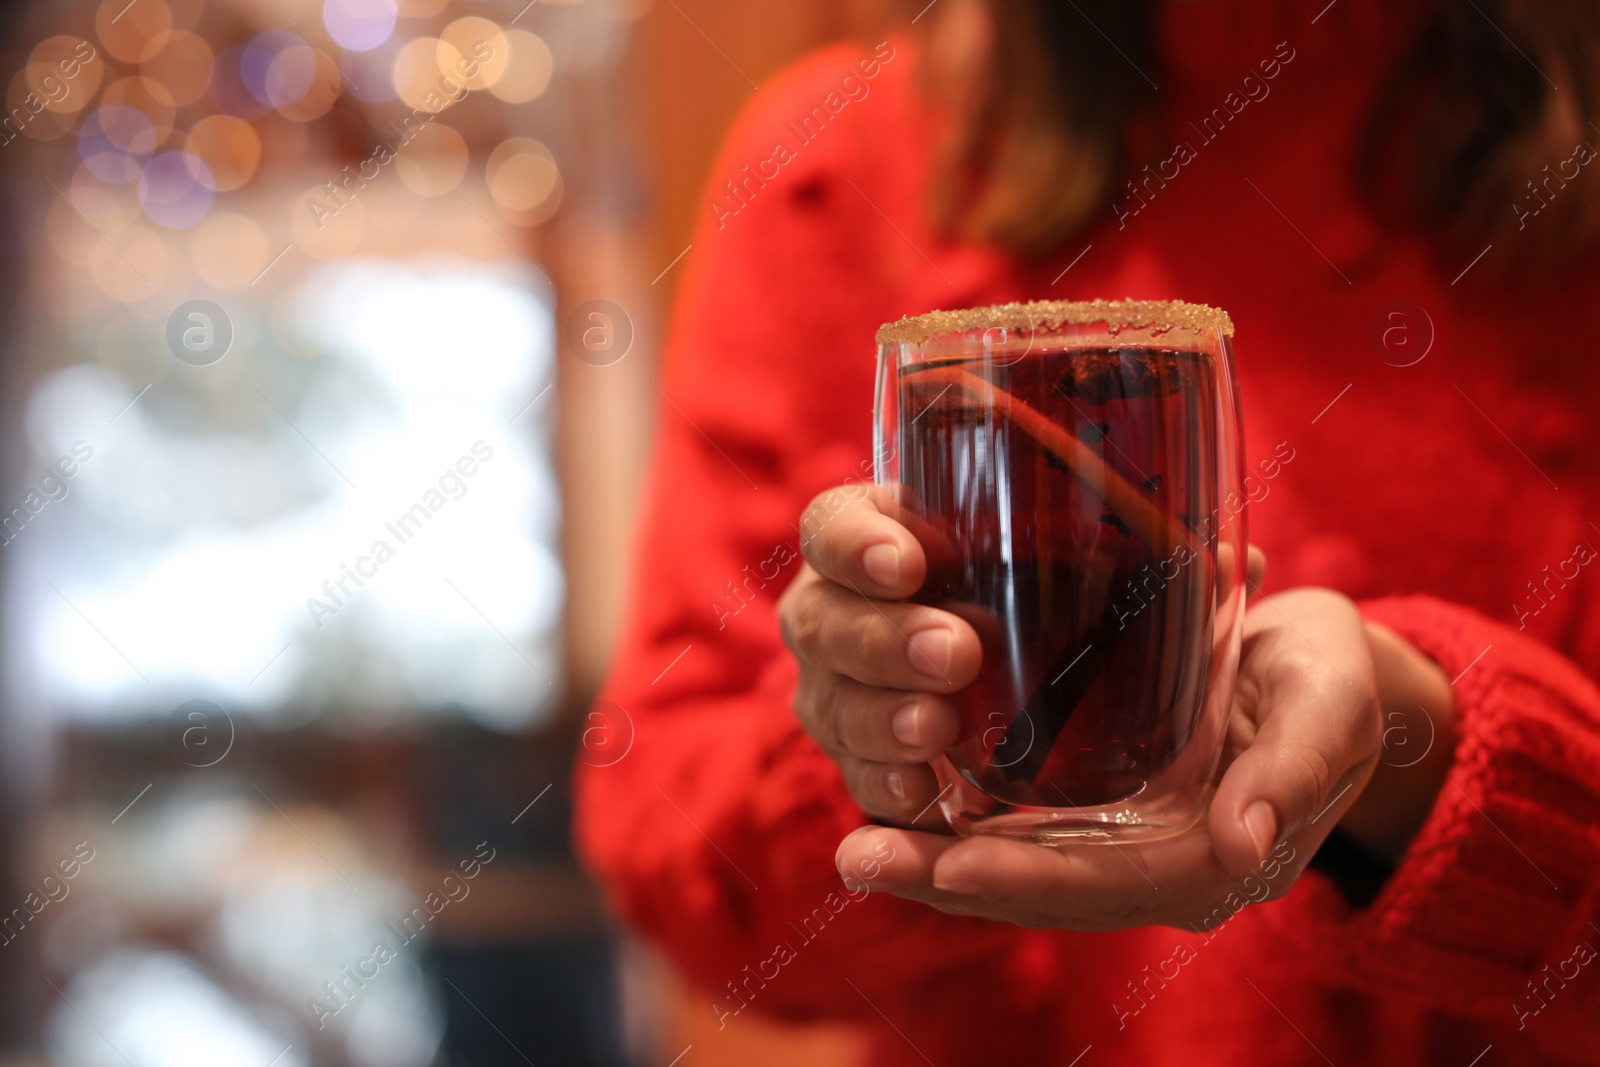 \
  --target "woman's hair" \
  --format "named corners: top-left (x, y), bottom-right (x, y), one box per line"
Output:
top-left (928, 0), bottom-right (1600, 262)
